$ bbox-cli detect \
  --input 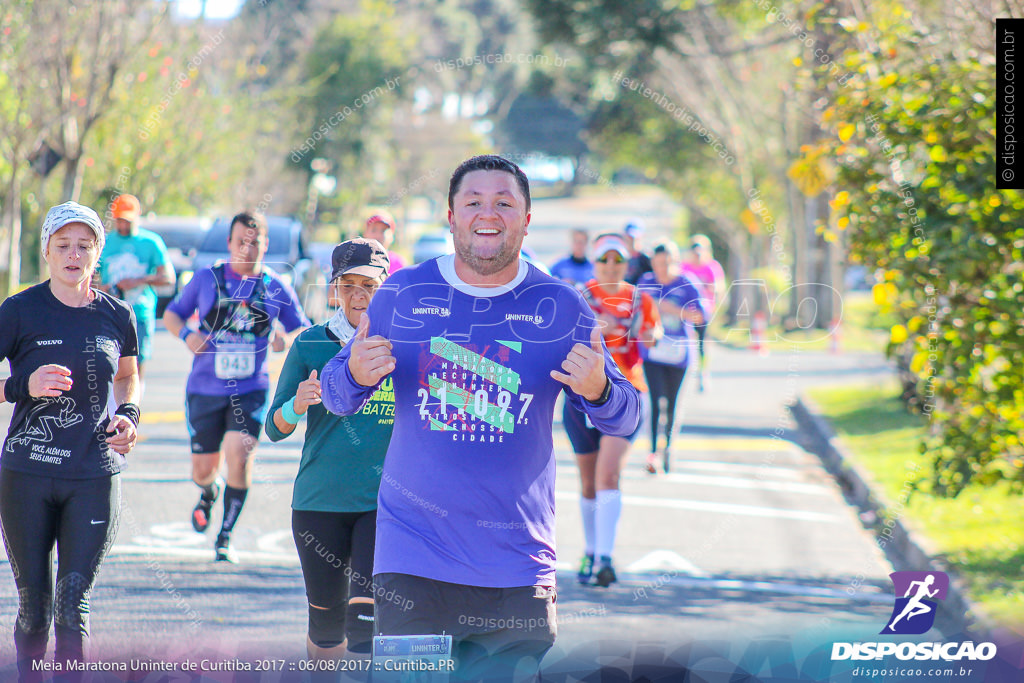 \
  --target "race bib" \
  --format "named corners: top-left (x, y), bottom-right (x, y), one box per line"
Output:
top-left (647, 337), bottom-right (686, 364)
top-left (214, 342), bottom-right (256, 379)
